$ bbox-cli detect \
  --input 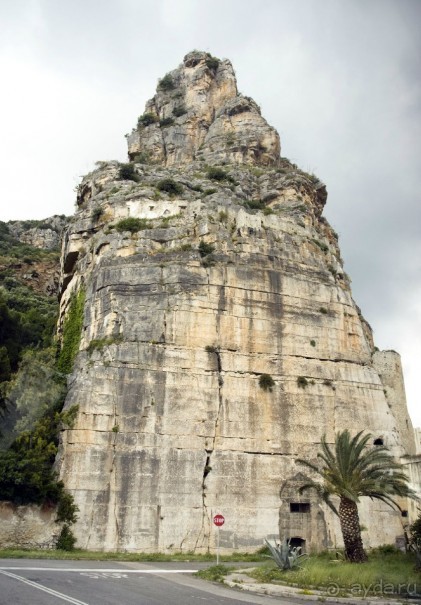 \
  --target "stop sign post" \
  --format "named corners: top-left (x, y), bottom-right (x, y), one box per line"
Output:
top-left (213, 513), bottom-right (225, 564)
